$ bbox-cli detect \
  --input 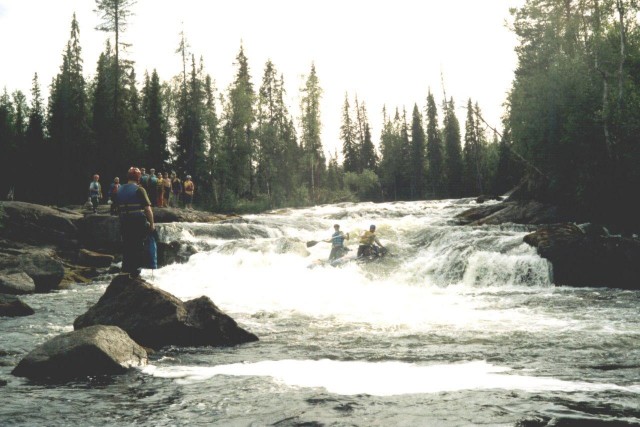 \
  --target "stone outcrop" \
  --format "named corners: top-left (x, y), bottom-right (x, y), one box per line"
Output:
top-left (456, 200), bottom-right (564, 226)
top-left (0, 201), bottom-right (81, 248)
top-left (74, 274), bottom-right (258, 349)
top-left (0, 247), bottom-right (65, 292)
top-left (0, 271), bottom-right (36, 295)
top-left (0, 294), bottom-right (35, 317)
top-left (524, 223), bottom-right (640, 289)
top-left (11, 325), bottom-right (147, 381)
